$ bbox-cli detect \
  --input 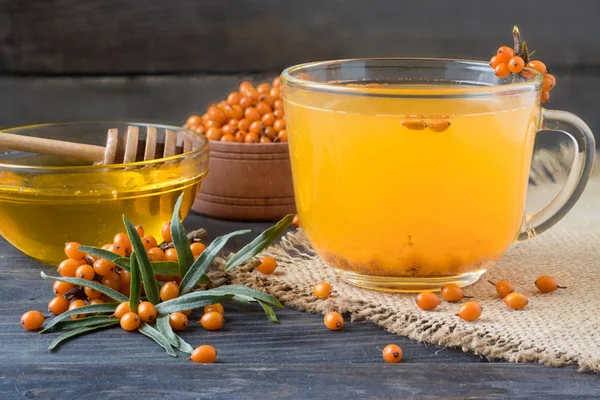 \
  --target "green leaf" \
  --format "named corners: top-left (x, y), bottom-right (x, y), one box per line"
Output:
top-left (78, 246), bottom-right (130, 270)
top-left (123, 215), bottom-right (160, 304)
top-left (138, 322), bottom-right (177, 357)
top-left (155, 292), bottom-right (234, 314)
top-left (225, 214), bottom-right (294, 271)
top-left (156, 315), bottom-right (194, 354)
top-left (208, 285), bottom-right (283, 309)
top-left (41, 272), bottom-right (128, 302)
top-left (129, 253), bottom-right (141, 313)
top-left (171, 194), bottom-right (194, 277)
top-left (40, 316), bottom-right (117, 333)
top-left (40, 303), bottom-right (119, 333)
top-left (149, 261), bottom-right (181, 277)
top-left (258, 301), bottom-right (278, 323)
top-left (48, 320), bottom-right (120, 350)
top-left (179, 229), bottom-right (250, 295)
